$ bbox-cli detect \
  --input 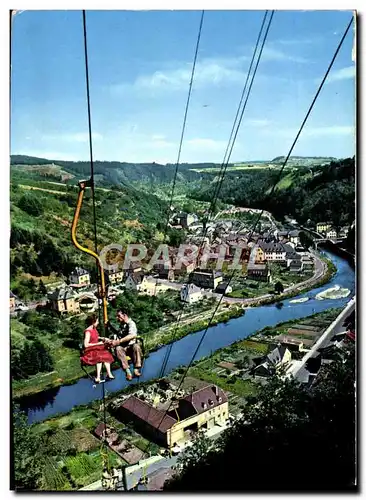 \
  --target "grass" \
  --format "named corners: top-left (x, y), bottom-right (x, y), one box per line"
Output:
top-left (189, 367), bottom-right (258, 397)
